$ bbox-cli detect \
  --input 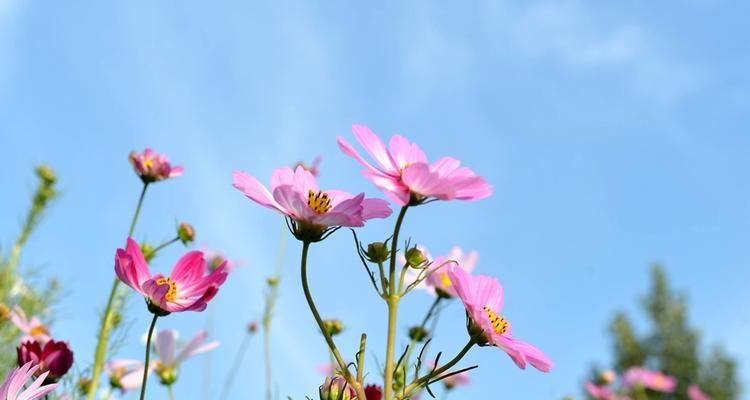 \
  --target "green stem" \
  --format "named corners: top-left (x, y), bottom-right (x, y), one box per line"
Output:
top-left (87, 183), bottom-right (149, 400)
top-left (139, 314), bottom-right (159, 400)
top-left (384, 206), bottom-right (409, 400)
top-left (167, 385), bottom-right (176, 400)
top-left (300, 241), bottom-right (366, 400)
top-left (152, 237), bottom-right (180, 254)
top-left (405, 297), bottom-right (443, 381)
top-left (220, 332), bottom-right (252, 399)
top-left (400, 339), bottom-right (475, 397)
